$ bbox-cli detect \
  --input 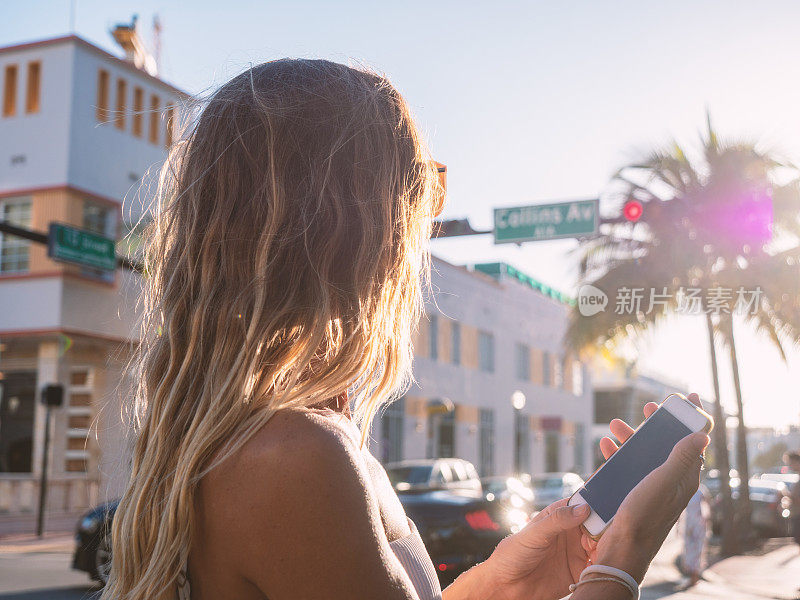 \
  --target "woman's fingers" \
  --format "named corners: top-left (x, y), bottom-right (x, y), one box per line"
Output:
top-left (599, 436), bottom-right (618, 460)
top-left (528, 498), bottom-right (567, 525)
top-left (609, 419), bottom-right (635, 444)
top-left (643, 402), bottom-right (659, 418)
top-left (687, 392), bottom-right (702, 409)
